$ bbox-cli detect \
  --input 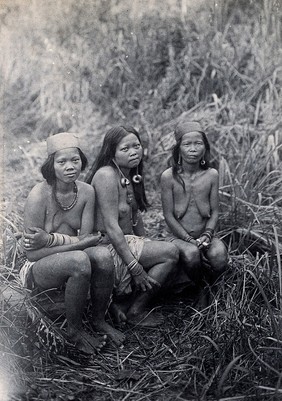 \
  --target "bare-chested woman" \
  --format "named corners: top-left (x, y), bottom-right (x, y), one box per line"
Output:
top-left (161, 121), bottom-right (228, 303)
top-left (21, 132), bottom-right (125, 353)
top-left (86, 126), bottom-right (179, 327)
